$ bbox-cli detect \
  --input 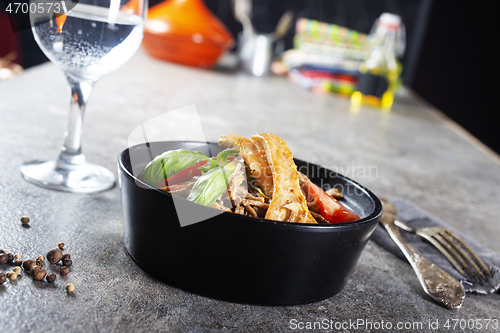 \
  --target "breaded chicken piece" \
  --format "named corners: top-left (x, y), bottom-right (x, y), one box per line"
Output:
top-left (219, 134), bottom-right (274, 196)
top-left (251, 133), bottom-right (316, 224)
